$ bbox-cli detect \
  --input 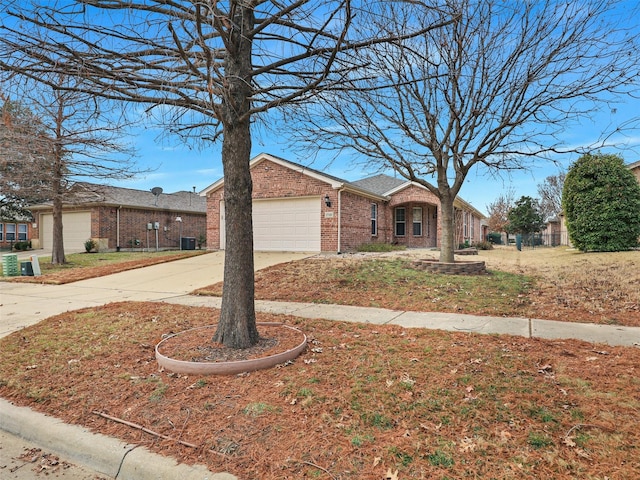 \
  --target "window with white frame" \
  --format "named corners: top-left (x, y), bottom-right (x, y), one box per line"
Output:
top-left (470, 215), bottom-right (475, 240)
top-left (413, 207), bottom-right (422, 236)
top-left (5, 223), bottom-right (16, 241)
top-left (0, 224), bottom-right (3, 241)
top-left (463, 212), bottom-right (468, 238)
top-left (395, 207), bottom-right (406, 236)
top-left (18, 224), bottom-right (27, 241)
top-left (371, 203), bottom-right (378, 236)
